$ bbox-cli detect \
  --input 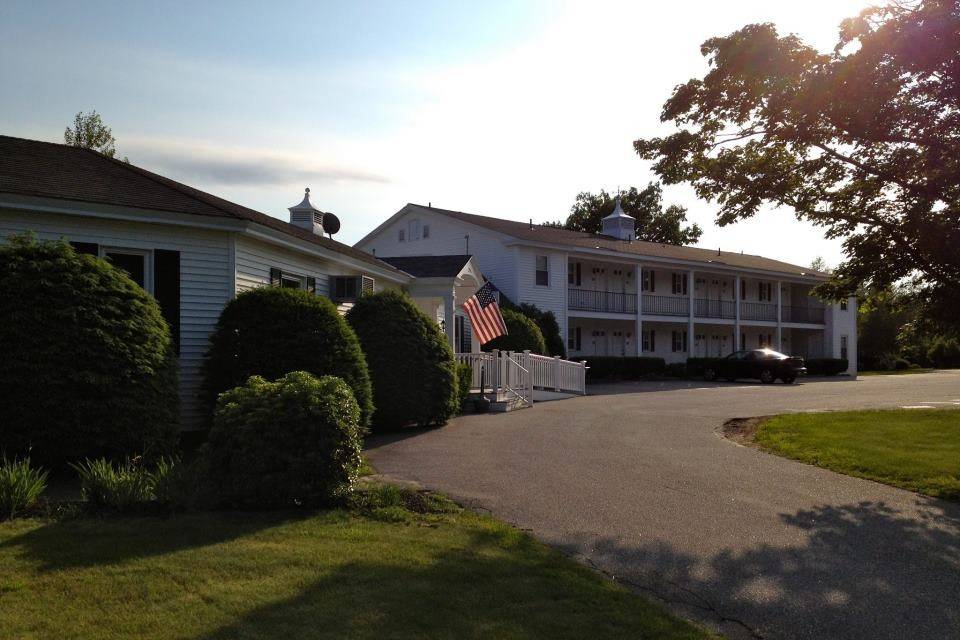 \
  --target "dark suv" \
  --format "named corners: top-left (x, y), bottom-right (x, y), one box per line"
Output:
top-left (703, 349), bottom-right (807, 384)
